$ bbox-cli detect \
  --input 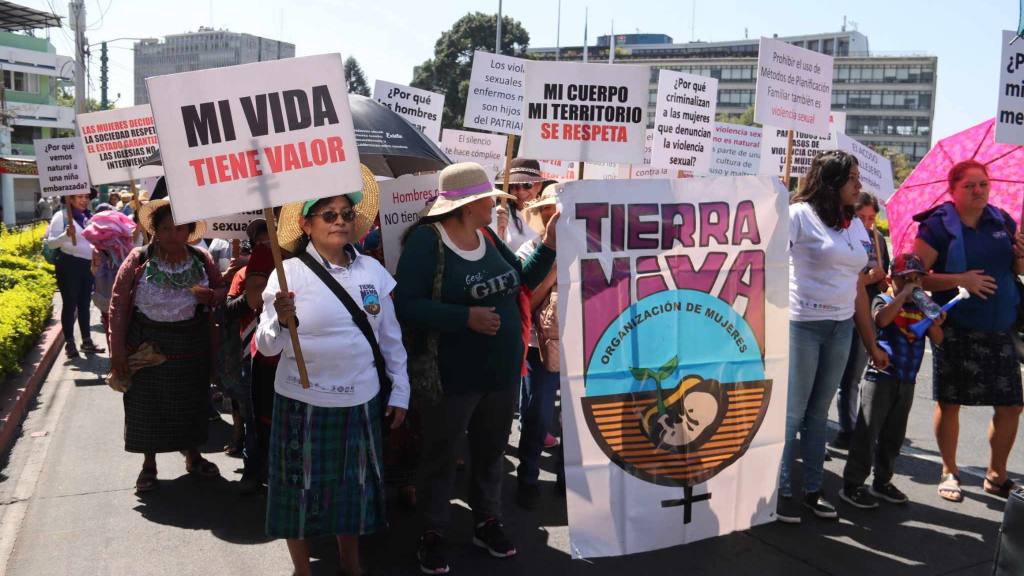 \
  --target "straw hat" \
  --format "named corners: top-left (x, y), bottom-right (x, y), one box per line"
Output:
top-left (524, 182), bottom-right (562, 235)
top-left (276, 164), bottom-right (380, 253)
top-left (137, 198), bottom-right (207, 244)
top-left (496, 158), bottom-right (552, 186)
top-left (421, 162), bottom-right (514, 218)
